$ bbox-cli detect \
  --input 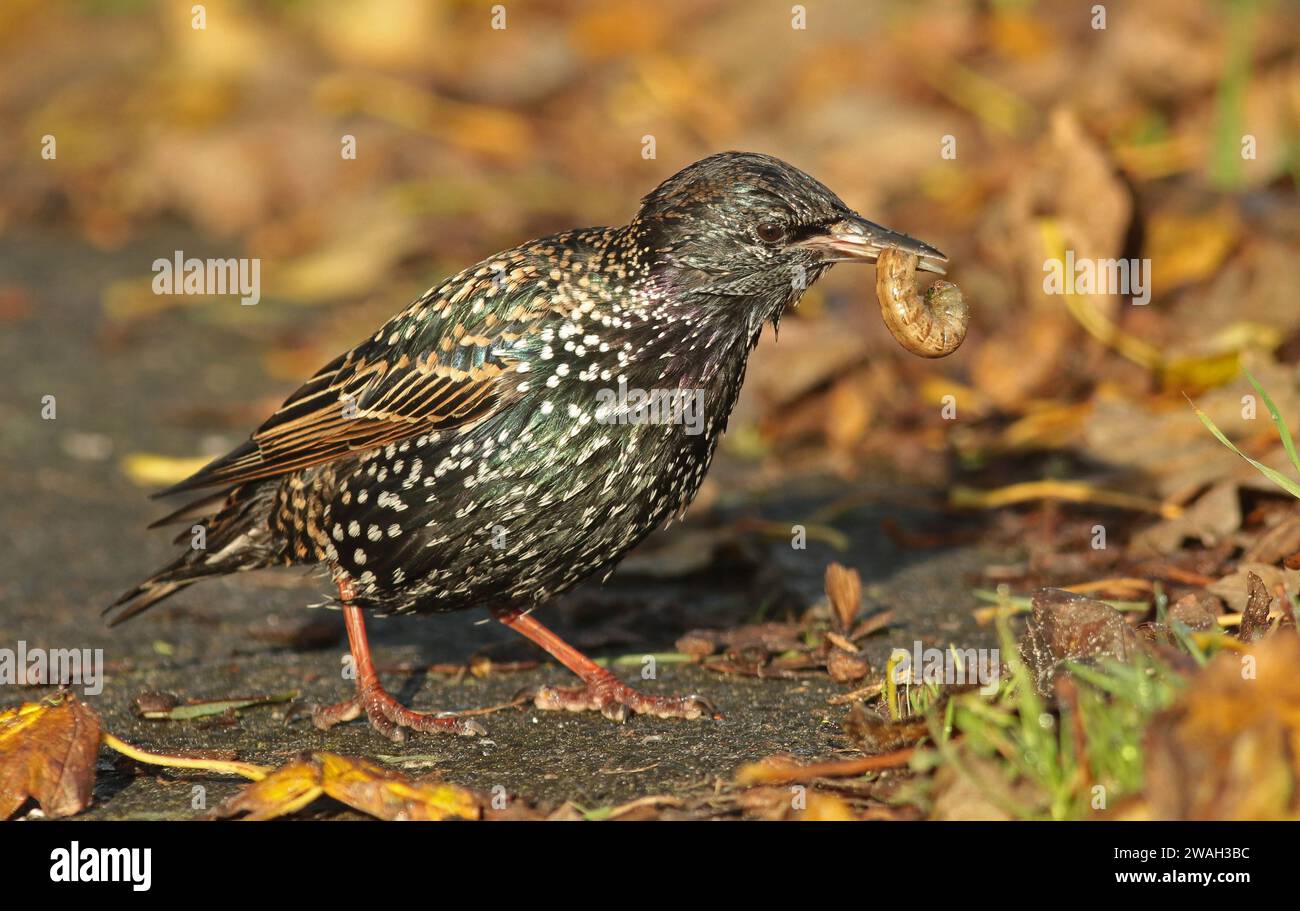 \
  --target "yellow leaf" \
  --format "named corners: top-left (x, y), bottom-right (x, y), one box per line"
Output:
top-left (214, 752), bottom-right (481, 821)
top-left (799, 792), bottom-right (858, 821)
top-left (213, 760), bottom-right (325, 821)
top-left (950, 480), bottom-right (1180, 518)
top-left (120, 453), bottom-right (212, 487)
top-left (318, 752), bottom-right (481, 821)
top-left (1146, 209), bottom-right (1241, 295)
